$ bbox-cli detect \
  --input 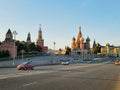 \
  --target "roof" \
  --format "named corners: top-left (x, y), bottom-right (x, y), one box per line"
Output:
top-left (6, 29), bottom-right (12, 34)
